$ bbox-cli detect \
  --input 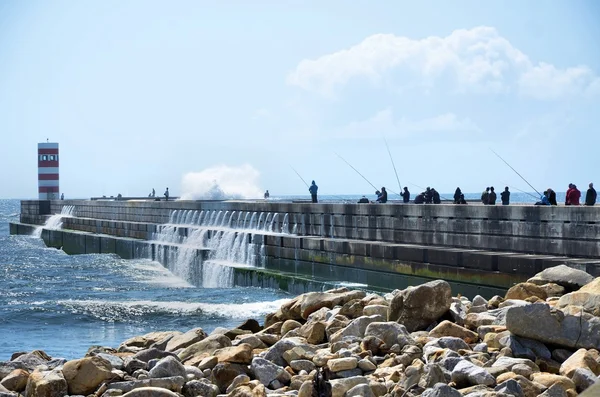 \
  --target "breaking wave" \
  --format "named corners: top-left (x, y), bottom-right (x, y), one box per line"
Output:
top-left (179, 164), bottom-right (263, 200)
